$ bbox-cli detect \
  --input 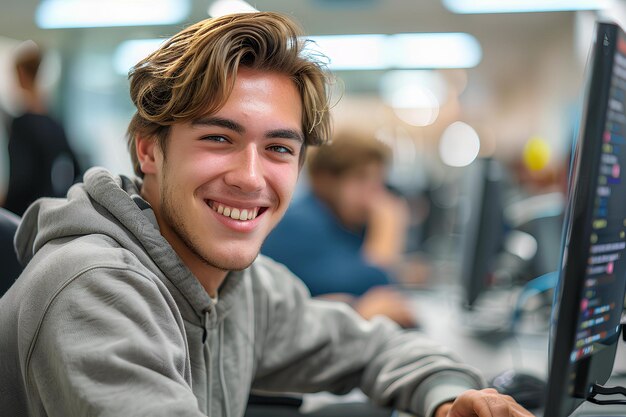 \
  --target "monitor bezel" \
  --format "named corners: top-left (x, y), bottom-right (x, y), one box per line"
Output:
top-left (544, 21), bottom-right (624, 417)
